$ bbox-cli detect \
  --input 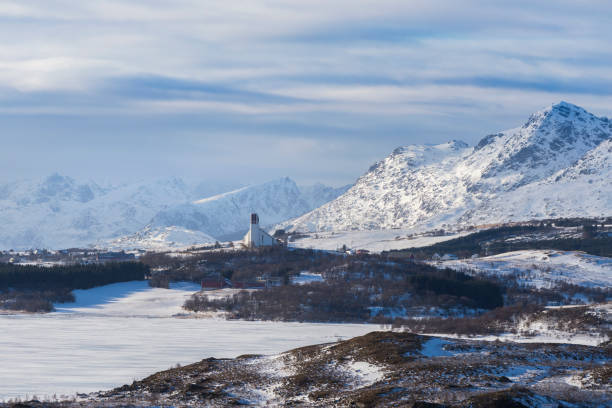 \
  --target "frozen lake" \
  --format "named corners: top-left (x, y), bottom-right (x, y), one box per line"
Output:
top-left (0, 281), bottom-right (377, 401)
